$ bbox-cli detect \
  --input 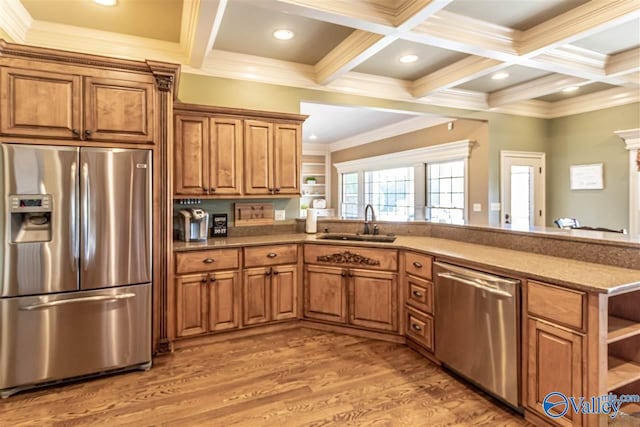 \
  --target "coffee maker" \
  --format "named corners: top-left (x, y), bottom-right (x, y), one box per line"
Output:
top-left (178, 208), bottom-right (209, 241)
